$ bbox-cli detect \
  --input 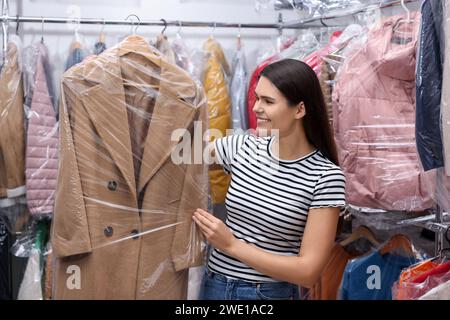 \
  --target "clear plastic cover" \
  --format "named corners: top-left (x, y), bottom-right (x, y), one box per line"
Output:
top-left (337, 234), bottom-right (423, 300)
top-left (229, 44), bottom-right (249, 131)
top-left (441, 0), bottom-right (450, 177)
top-left (416, 0), bottom-right (444, 172)
top-left (332, 12), bottom-right (436, 212)
top-left (202, 36), bottom-right (232, 205)
top-left (23, 42), bottom-right (58, 218)
top-left (393, 259), bottom-right (450, 300)
top-left (0, 221), bottom-right (10, 299)
top-left (51, 35), bottom-right (209, 299)
top-left (15, 220), bottom-right (49, 300)
top-left (0, 36), bottom-right (27, 233)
